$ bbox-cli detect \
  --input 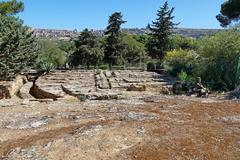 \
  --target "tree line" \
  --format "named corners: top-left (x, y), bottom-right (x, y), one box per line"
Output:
top-left (67, 2), bottom-right (178, 69)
